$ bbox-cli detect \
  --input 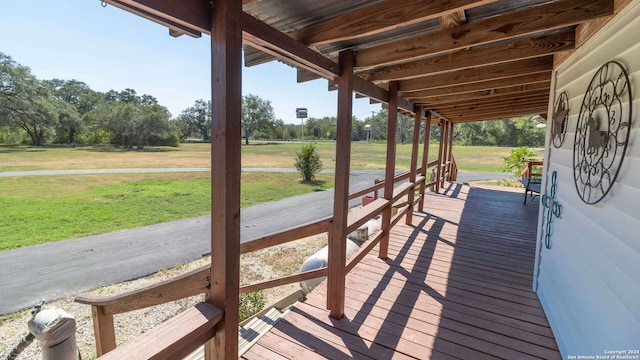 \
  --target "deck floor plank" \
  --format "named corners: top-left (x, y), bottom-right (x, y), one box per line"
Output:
top-left (242, 183), bottom-right (561, 360)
